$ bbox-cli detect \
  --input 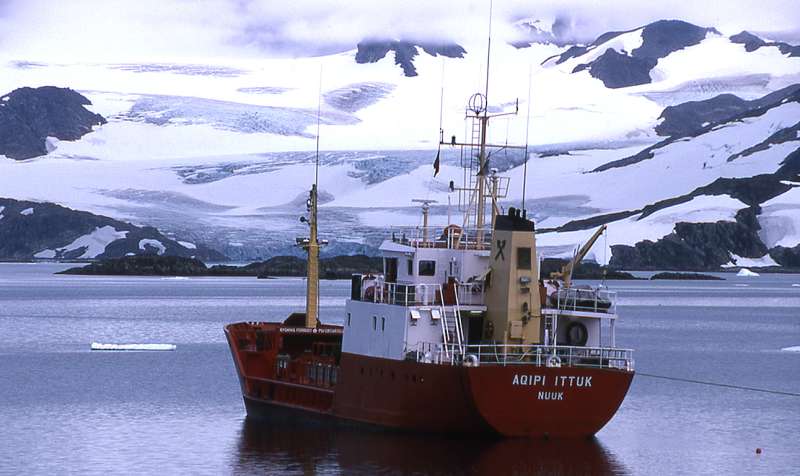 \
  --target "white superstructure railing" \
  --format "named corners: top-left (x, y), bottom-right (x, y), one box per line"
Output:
top-left (358, 279), bottom-right (485, 307)
top-left (406, 342), bottom-right (634, 371)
